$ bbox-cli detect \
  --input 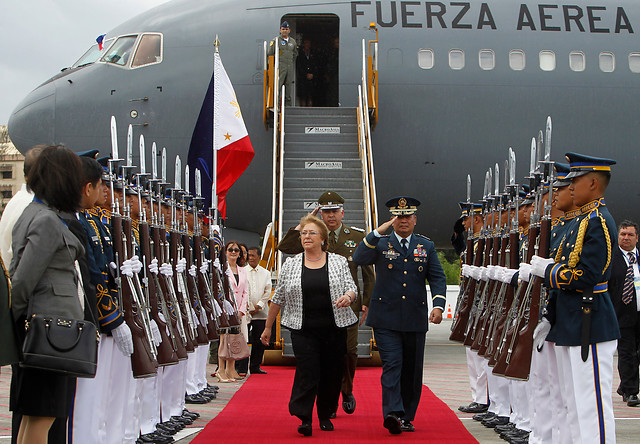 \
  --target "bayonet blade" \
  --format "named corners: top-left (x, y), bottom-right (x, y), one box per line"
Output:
top-left (184, 165), bottom-right (190, 195)
top-left (466, 175), bottom-right (471, 203)
top-left (494, 163), bottom-right (499, 196)
top-left (126, 124), bottom-right (133, 167)
top-left (151, 143), bottom-right (157, 180)
top-left (110, 116), bottom-right (118, 160)
top-left (139, 135), bottom-right (146, 174)
top-left (161, 147), bottom-right (167, 183)
top-left (504, 160), bottom-right (508, 192)
top-left (175, 156), bottom-right (182, 190)
top-left (195, 169), bottom-right (202, 198)
top-left (509, 148), bottom-right (516, 186)
top-left (529, 138), bottom-right (536, 175)
top-left (545, 116), bottom-right (552, 161)
top-left (537, 130), bottom-right (544, 167)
